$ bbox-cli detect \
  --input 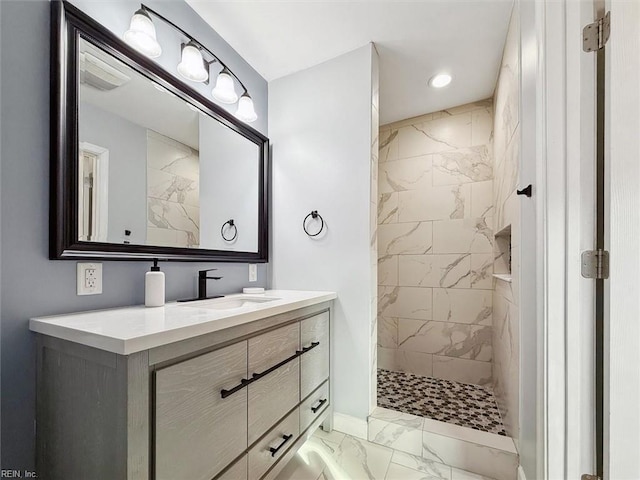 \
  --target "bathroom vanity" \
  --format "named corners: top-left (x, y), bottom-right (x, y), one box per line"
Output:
top-left (30, 290), bottom-right (335, 480)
